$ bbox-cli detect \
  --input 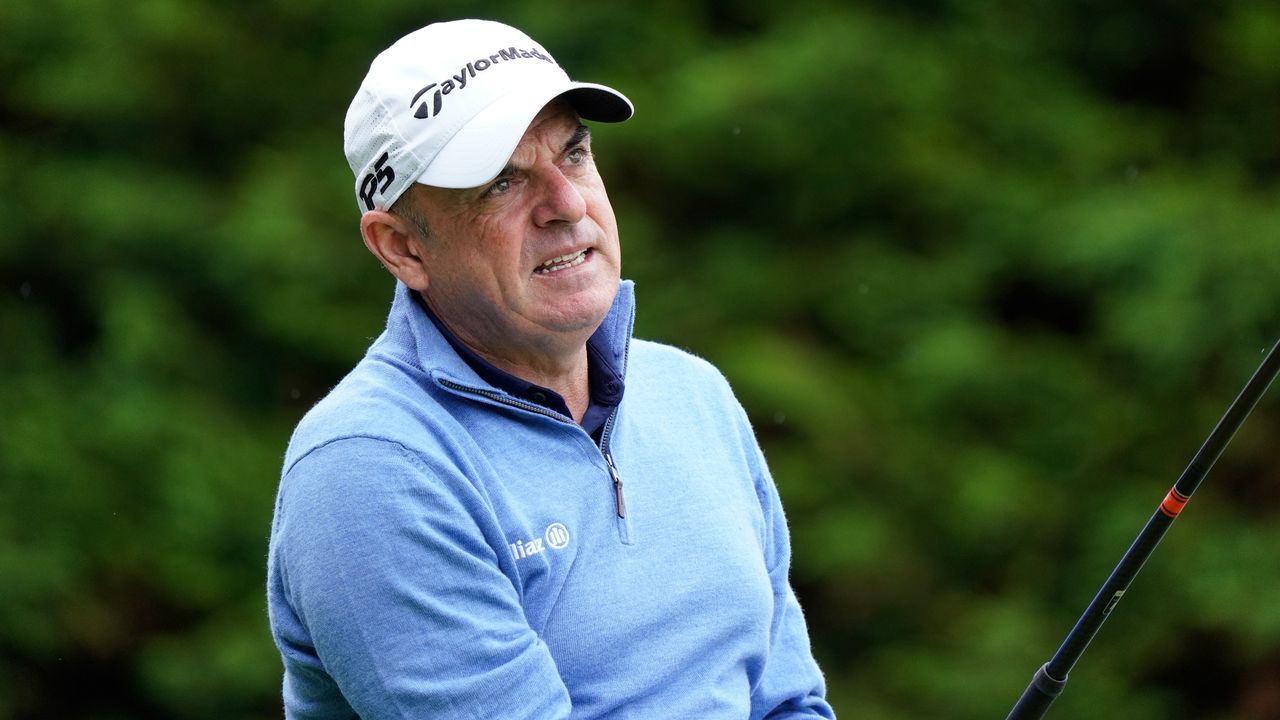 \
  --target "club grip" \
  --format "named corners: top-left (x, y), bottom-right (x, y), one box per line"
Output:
top-left (1006, 663), bottom-right (1067, 720)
